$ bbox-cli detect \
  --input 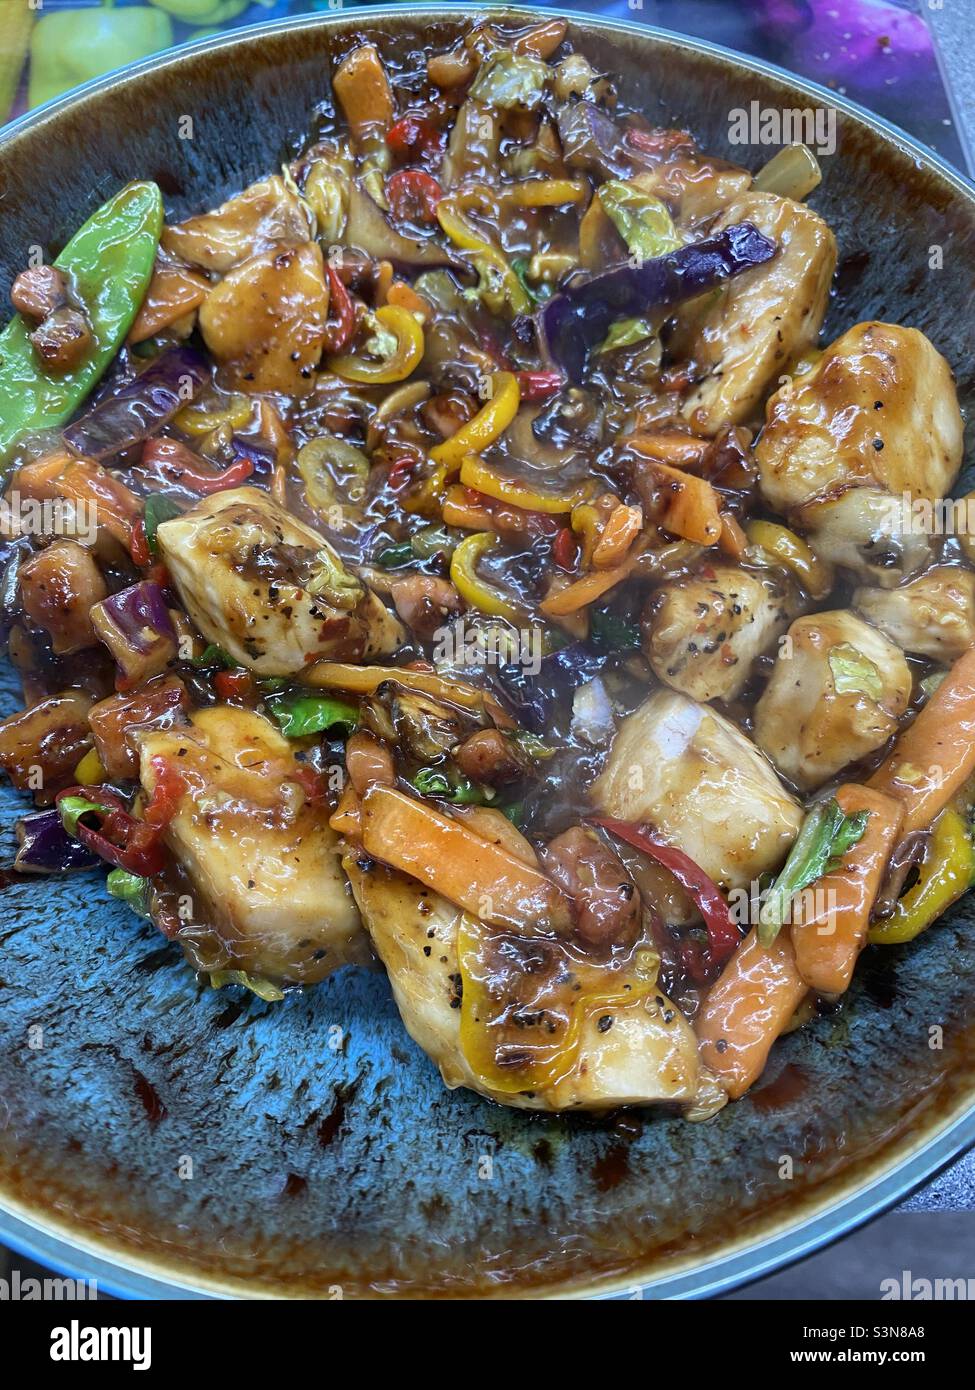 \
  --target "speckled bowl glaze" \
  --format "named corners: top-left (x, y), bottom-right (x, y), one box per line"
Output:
top-left (0, 6), bottom-right (974, 1301)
